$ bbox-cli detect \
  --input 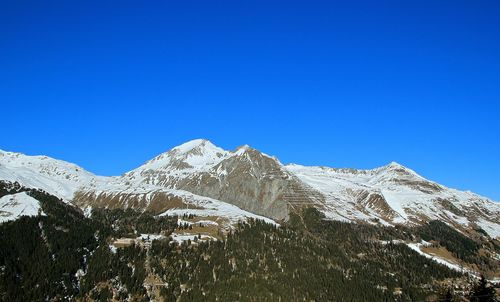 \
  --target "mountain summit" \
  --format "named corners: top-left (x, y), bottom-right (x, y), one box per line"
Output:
top-left (125, 139), bottom-right (230, 186)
